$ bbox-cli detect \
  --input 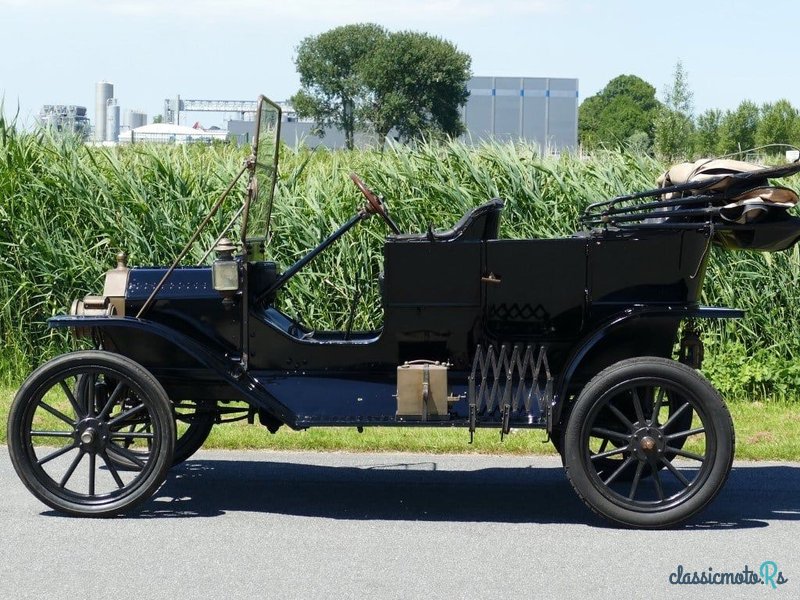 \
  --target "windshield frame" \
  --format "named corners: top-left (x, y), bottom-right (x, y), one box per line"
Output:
top-left (240, 95), bottom-right (282, 247)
